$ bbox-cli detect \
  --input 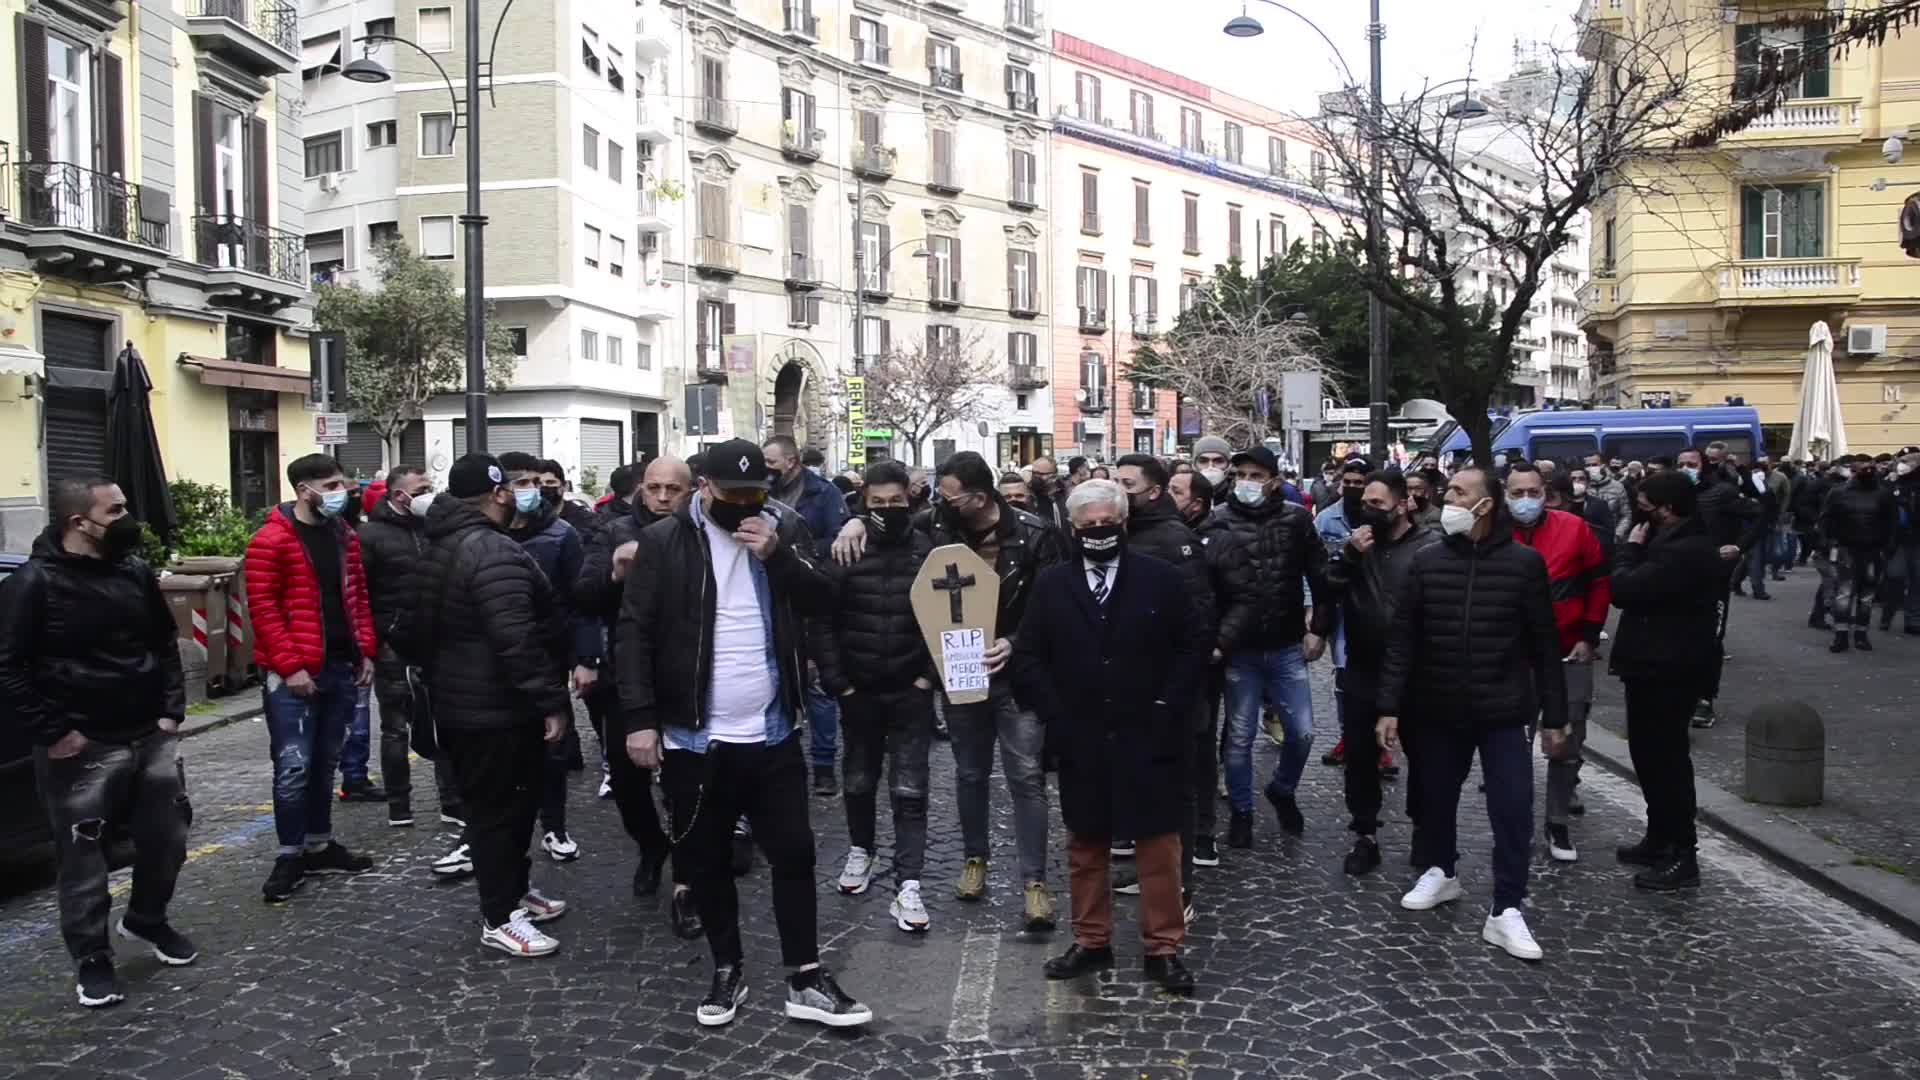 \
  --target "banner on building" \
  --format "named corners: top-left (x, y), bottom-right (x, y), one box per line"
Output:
top-left (845, 376), bottom-right (867, 467)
